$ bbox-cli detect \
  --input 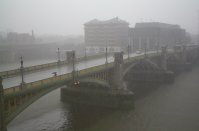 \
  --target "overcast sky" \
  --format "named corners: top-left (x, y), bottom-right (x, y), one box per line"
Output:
top-left (0, 0), bottom-right (198, 35)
